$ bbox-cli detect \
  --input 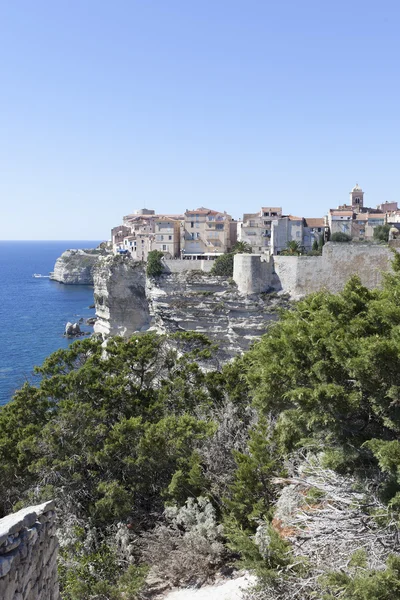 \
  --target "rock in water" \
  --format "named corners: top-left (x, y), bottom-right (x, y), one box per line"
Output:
top-left (65, 322), bottom-right (81, 337)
